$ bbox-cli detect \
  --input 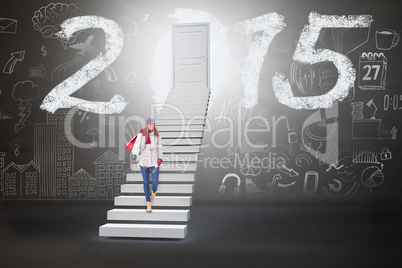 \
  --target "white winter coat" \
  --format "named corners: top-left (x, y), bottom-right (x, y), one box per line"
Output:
top-left (138, 131), bottom-right (163, 167)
